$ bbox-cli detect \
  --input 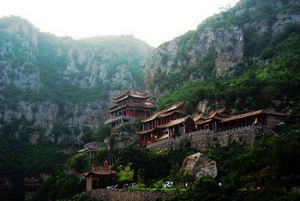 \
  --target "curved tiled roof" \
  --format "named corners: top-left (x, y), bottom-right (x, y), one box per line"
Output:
top-left (156, 134), bottom-right (169, 141)
top-left (108, 102), bottom-right (156, 113)
top-left (194, 108), bottom-right (232, 125)
top-left (112, 89), bottom-right (150, 103)
top-left (165, 102), bottom-right (184, 113)
top-left (136, 128), bottom-right (156, 135)
top-left (83, 166), bottom-right (116, 176)
top-left (221, 110), bottom-right (287, 123)
top-left (141, 102), bottom-right (184, 123)
top-left (158, 110), bottom-right (184, 118)
top-left (165, 116), bottom-right (193, 128)
top-left (193, 114), bottom-right (204, 121)
top-left (140, 110), bottom-right (164, 122)
top-left (207, 108), bottom-right (232, 119)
